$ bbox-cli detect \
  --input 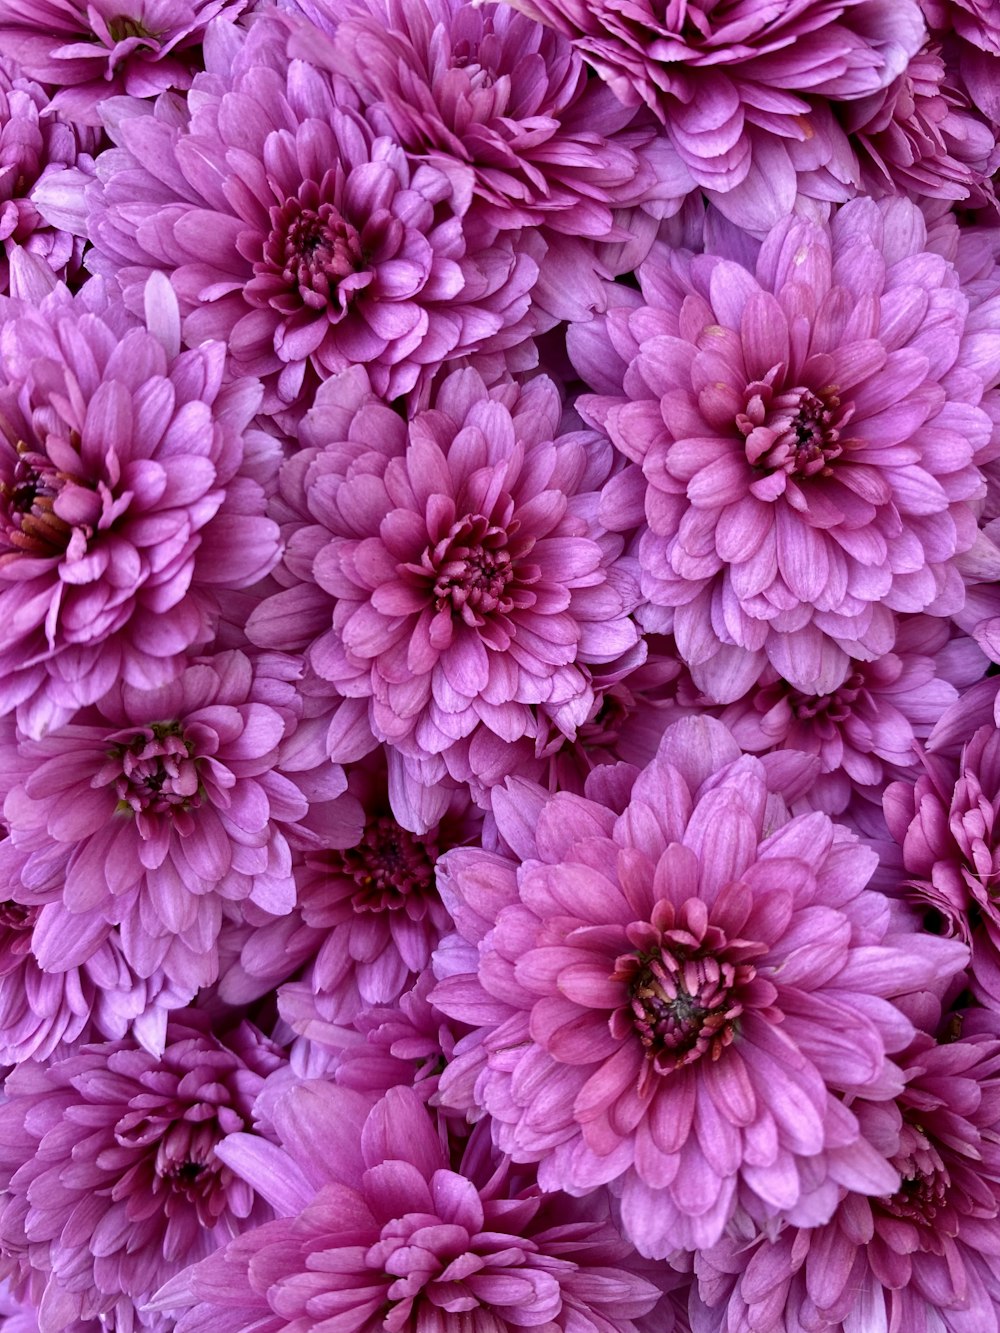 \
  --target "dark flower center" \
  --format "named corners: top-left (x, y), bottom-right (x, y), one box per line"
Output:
top-left (332, 815), bottom-right (438, 914)
top-left (112, 722), bottom-right (201, 816)
top-left (739, 379), bottom-right (846, 480)
top-left (422, 513), bottom-right (518, 622)
top-left (106, 15), bottom-right (157, 43)
top-left (0, 442), bottom-right (72, 556)
top-left (260, 194), bottom-right (364, 312)
top-left (877, 1125), bottom-right (950, 1229)
top-left (116, 1104), bottom-right (238, 1225)
top-left (757, 668), bottom-right (868, 727)
top-left (614, 947), bottom-right (749, 1072)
